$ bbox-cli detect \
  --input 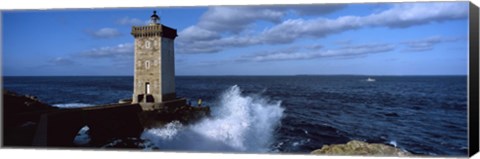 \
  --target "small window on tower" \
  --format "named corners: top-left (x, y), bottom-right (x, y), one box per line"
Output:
top-left (145, 60), bottom-right (151, 69)
top-left (145, 41), bottom-right (151, 49)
